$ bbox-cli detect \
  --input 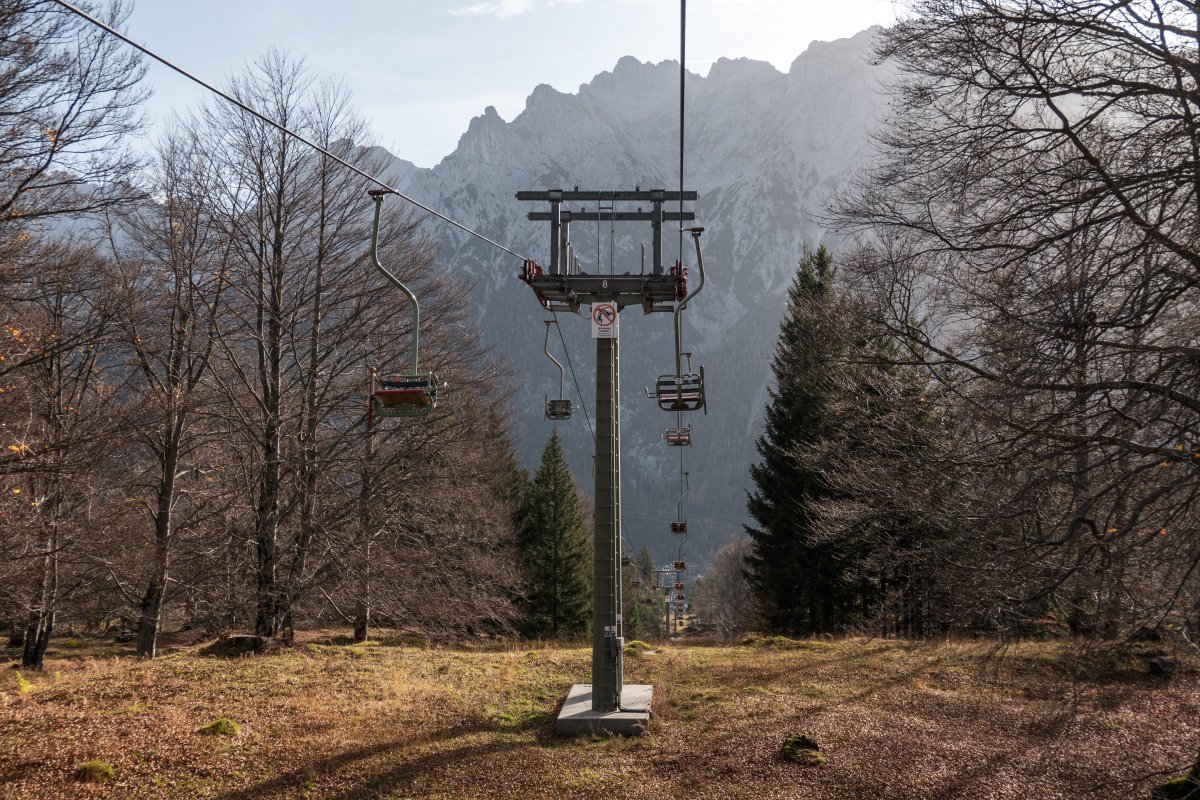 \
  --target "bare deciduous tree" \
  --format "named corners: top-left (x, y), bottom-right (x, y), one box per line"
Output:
top-left (831, 0), bottom-right (1200, 641)
top-left (692, 537), bottom-right (754, 641)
